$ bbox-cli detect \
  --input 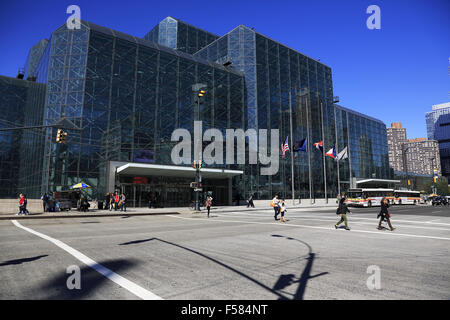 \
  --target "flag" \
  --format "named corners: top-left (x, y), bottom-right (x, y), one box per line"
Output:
top-left (325, 146), bottom-right (337, 159)
top-left (281, 136), bottom-right (290, 158)
top-left (293, 138), bottom-right (307, 152)
top-left (336, 146), bottom-right (348, 161)
top-left (313, 141), bottom-right (323, 153)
